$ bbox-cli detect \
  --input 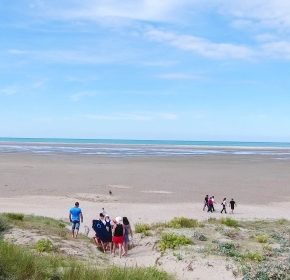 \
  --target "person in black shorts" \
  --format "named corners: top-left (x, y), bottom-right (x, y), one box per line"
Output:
top-left (229, 198), bottom-right (236, 214)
